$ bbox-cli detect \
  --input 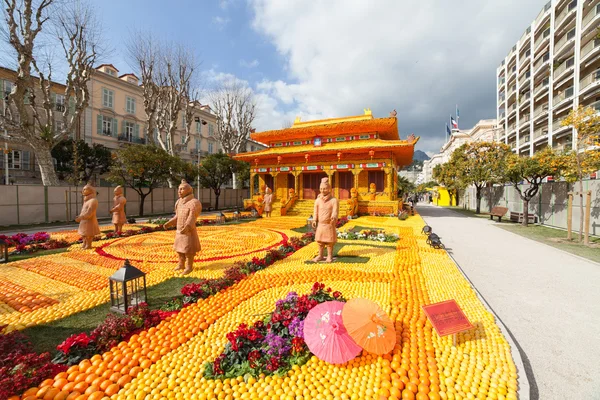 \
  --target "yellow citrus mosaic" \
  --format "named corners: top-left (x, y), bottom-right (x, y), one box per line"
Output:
top-left (5, 214), bottom-right (519, 400)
